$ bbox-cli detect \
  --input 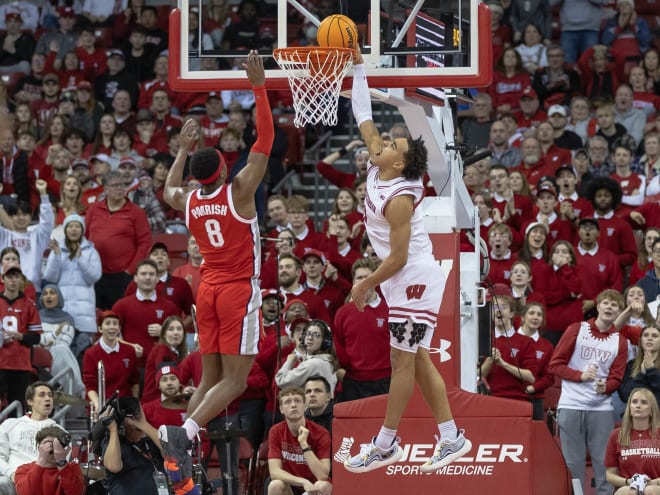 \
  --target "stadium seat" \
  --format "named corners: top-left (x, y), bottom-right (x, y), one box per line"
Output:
top-left (251, 439), bottom-right (270, 495)
top-left (238, 437), bottom-right (254, 495)
top-left (31, 346), bottom-right (53, 381)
